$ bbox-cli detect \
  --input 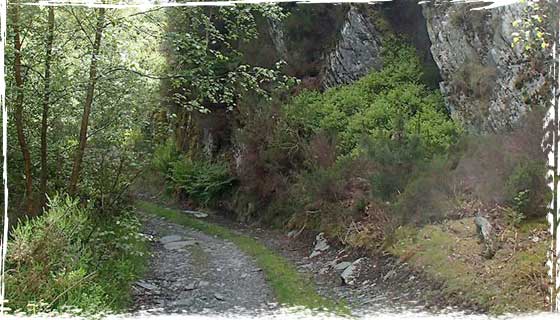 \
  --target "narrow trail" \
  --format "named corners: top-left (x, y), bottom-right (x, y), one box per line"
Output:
top-left (129, 201), bottom-right (479, 317)
top-left (131, 211), bottom-right (276, 315)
